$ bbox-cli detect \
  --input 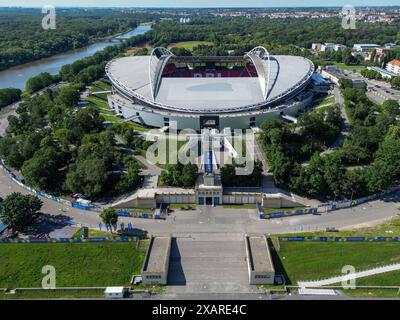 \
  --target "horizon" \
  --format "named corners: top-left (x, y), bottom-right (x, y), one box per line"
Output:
top-left (1, 0), bottom-right (400, 8)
